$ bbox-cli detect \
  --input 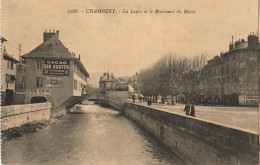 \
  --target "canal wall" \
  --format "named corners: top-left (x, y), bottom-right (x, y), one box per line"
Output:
top-left (122, 103), bottom-right (259, 165)
top-left (1, 102), bottom-right (52, 130)
top-left (107, 91), bottom-right (128, 102)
